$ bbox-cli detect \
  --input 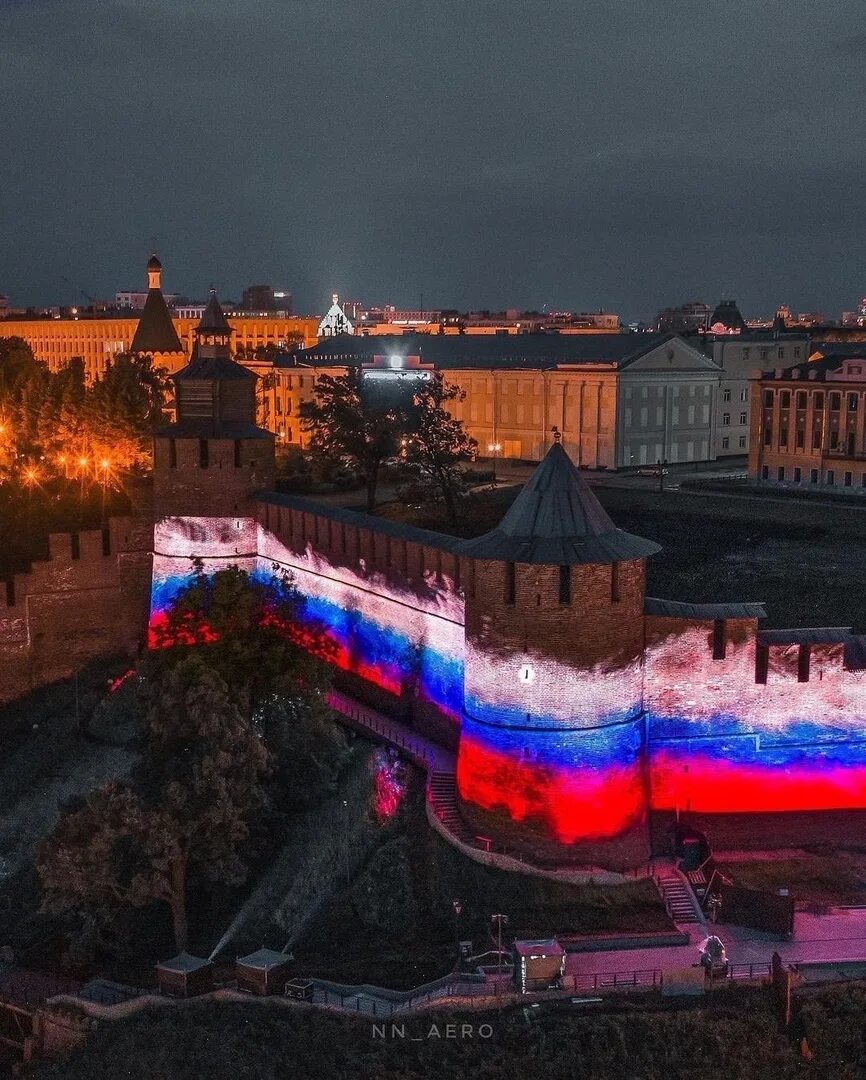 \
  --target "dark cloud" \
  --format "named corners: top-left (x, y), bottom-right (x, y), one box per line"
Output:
top-left (1, 0), bottom-right (865, 319)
